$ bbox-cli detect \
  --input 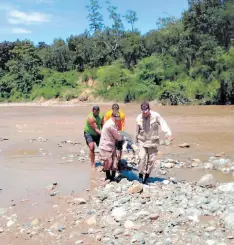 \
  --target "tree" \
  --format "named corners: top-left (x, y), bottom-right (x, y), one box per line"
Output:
top-left (183, 0), bottom-right (234, 48)
top-left (86, 0), bottom-right (104, 34)
top-left (156, 16), bottom-right (178, 30)
top-left (0, 41), bottom-right (43, 99)
top-left (107, 1), bottom-right (124, 35)
top-left (124, 10), bottom-right (138, 31)
top-left (119, 32), bottom-right (144, 68)
top-left (0, 42), bottom-right (15, 72)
